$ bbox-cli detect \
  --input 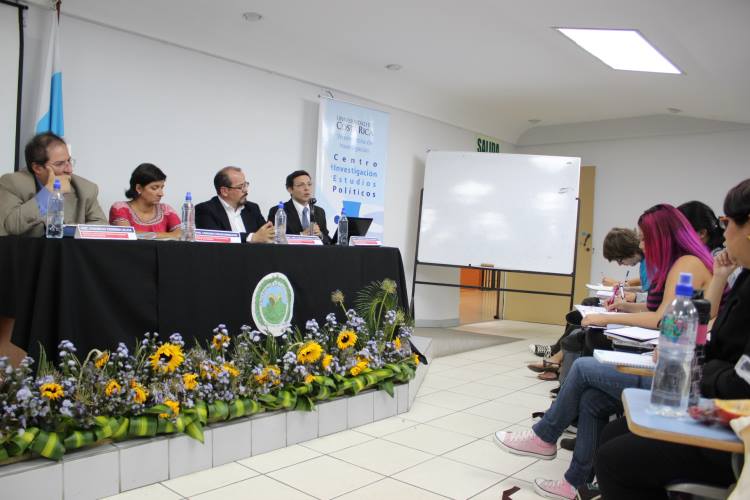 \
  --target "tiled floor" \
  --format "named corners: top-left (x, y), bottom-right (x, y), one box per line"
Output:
top-left (104, 321), bottom-right (564, 499)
